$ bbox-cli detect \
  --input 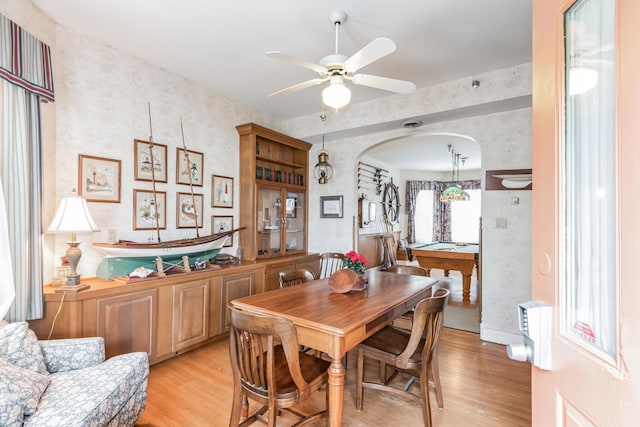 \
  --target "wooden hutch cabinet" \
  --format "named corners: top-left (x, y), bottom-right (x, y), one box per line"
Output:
top-left (236, 123), bottom-right (312, 261)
